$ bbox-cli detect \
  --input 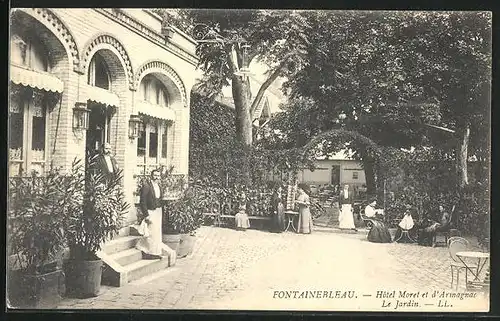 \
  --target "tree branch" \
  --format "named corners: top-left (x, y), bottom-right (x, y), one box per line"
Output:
top-left (249, 51), bottom-right (298, 118)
